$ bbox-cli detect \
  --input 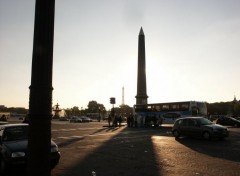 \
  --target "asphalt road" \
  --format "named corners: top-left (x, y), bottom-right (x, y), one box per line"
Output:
top-left (50, 120), bottom-right (240, 176)
top-left (4, 119), bottom-right (240, 176)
